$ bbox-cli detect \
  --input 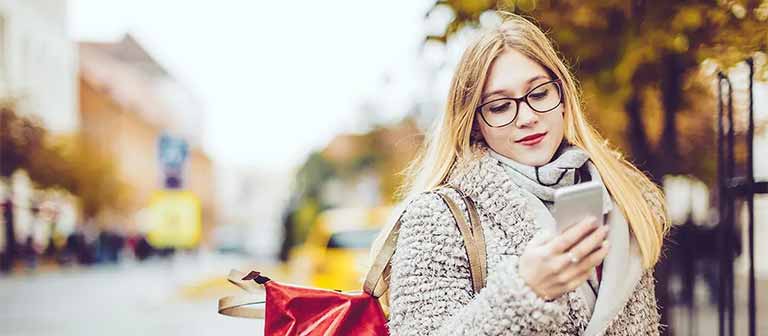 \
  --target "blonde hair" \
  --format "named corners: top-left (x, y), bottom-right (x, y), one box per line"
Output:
top-left (369, 12), bottom-right (669, 313)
